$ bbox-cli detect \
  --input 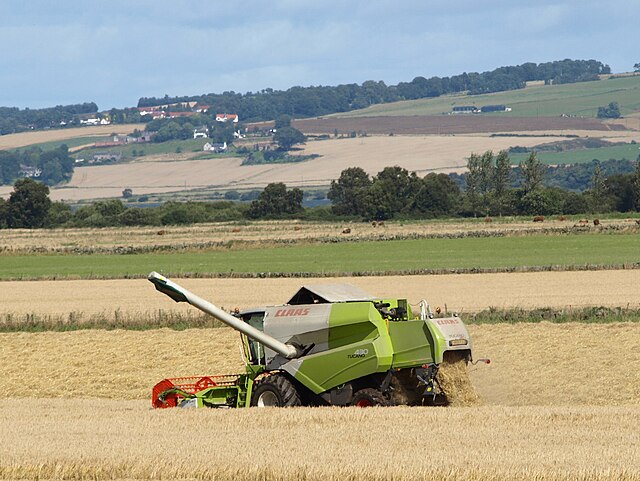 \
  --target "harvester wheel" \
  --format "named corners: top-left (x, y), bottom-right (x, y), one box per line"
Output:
top-left (351, 388), bottom-right (388, 407)
top-left (251, 374), bottom-right (301, 407)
